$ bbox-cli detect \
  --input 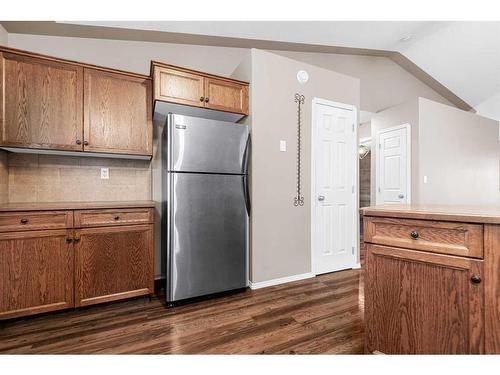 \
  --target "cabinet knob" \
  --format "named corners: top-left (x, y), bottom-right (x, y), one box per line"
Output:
top-left (200, 96), bottom-right (205, 102)
top-left (471, 275), bottom-right (481, 284)
top-left (83, 141), bottom-right (89, 146)
top-left (410, 230), bottom-right (419, 240)
top-left (20, 218), bottom-right (29, 224)
top-left (76, 139), bottom-right (82, 145)
top-left (114, 215), bottom-right (120, 220)
top-left (204, 97), bottom-right (209, 103)
top-left (66, 238), bottom-right (73, 243)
